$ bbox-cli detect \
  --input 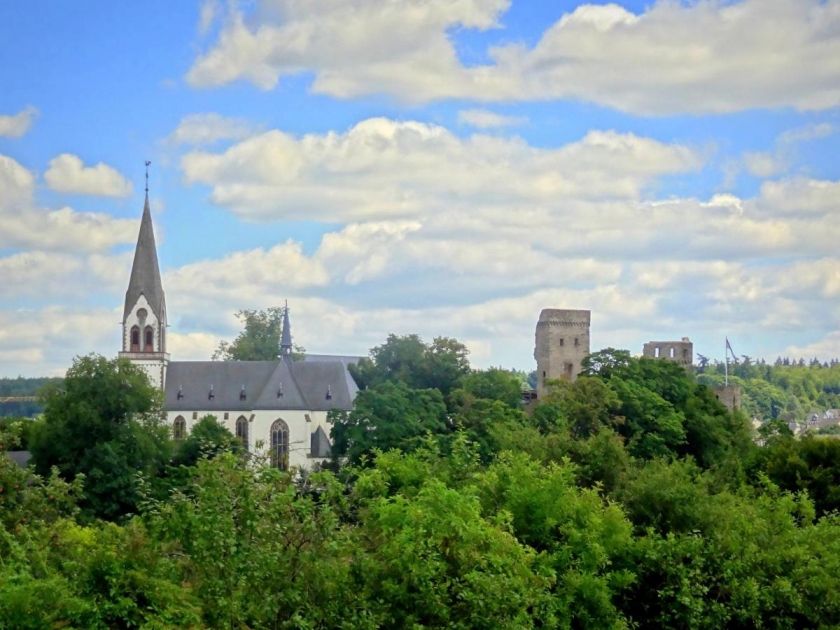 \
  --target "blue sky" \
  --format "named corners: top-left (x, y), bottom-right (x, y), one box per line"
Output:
top-left (0, 0), bottom-right (838, 376)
